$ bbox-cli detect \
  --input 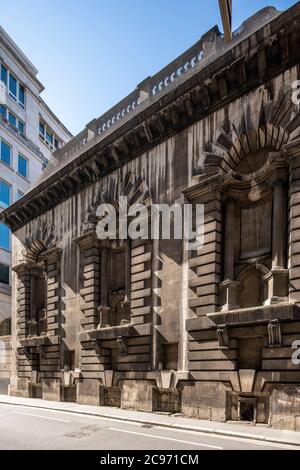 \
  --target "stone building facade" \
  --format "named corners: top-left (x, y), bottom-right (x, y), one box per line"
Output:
top-left (1, 4), bottom-right (300, 430)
